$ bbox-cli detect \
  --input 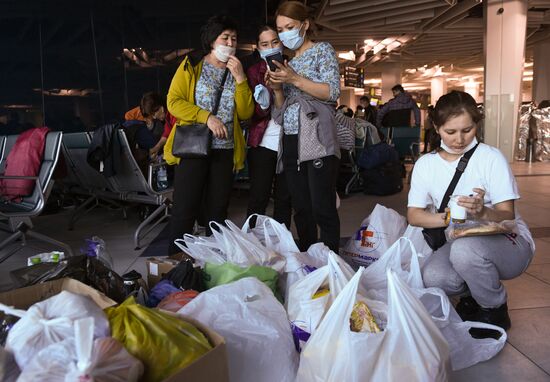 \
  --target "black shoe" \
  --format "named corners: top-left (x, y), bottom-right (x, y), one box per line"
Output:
top-left (468, 303), bottom-right (511, 340)
top-left (456, 296), bottom-right (481, 321)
